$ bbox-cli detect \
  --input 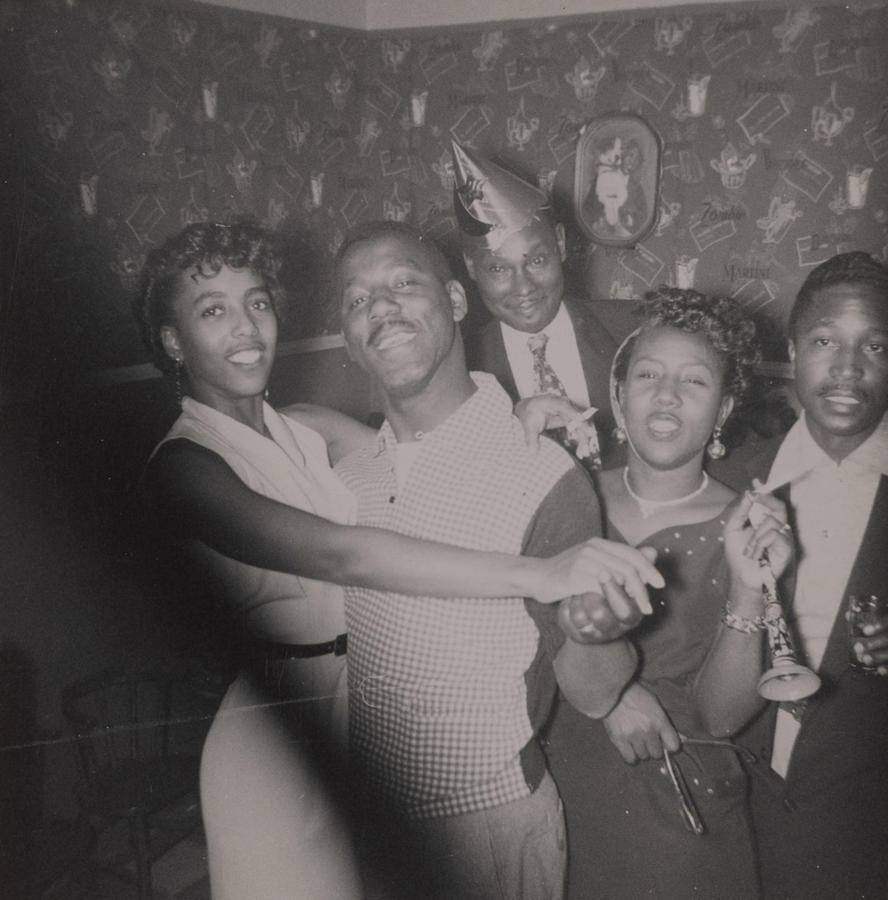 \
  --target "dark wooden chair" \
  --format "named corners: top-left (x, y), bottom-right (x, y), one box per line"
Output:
top-left (2, 730), bottom-right (96, 899)
top-left (62, 665), bottom-right (206, 898)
